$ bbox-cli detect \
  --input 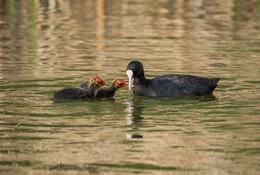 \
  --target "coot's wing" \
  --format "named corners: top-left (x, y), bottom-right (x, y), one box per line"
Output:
top-left (151, 74), bottom-right (219, 97)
